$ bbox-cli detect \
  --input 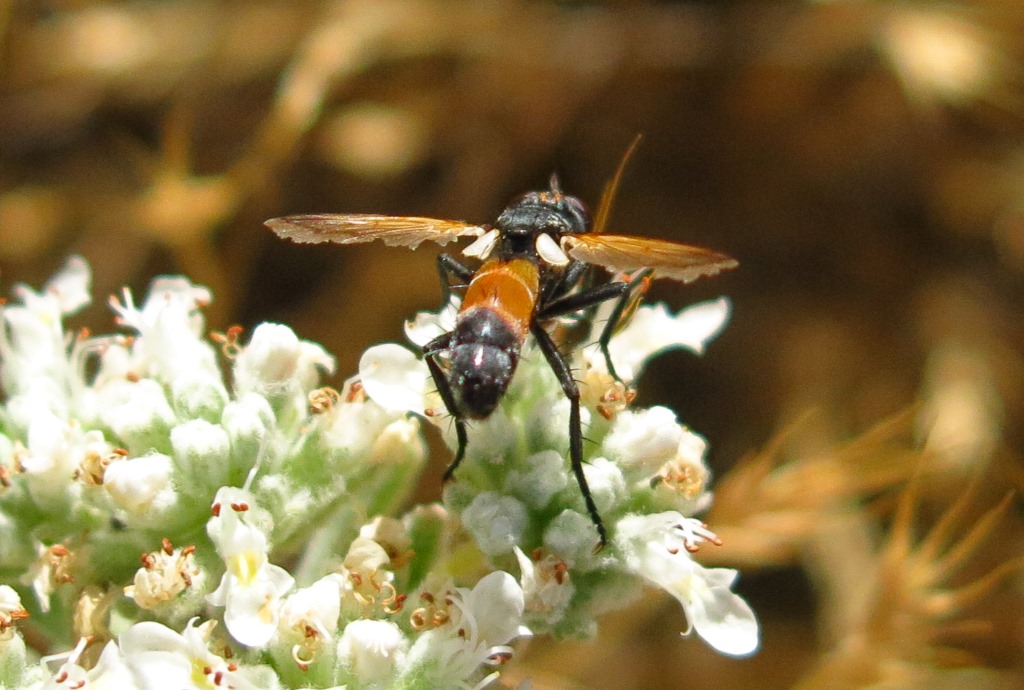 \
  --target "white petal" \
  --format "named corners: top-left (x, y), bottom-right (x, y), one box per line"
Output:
top-left (604, 298), bottom-right (731, 380)
top-left (233, 323), bottom-right (335, 401)
top-left (119, 621), bottom-right (190, 657)
top-left (602, 407), bottom-right (683, 471)
top-left (462, 493), bottom-right (528, 557)
top-left (463, 571), bottom-right (526, 646)
top-left (404, 299), bottom-right (459, 347)
top-left (337, 619), bottom-right (407, 685)
top-left (359, 344), bottom-right (430, 414)
top-left (45, 255), bottom-right (92, 315)
top-left (615, 513), bottom-right (760, 657)
top-left (104, 453), bottom-right (174, 514)
top-left (223, 578), bottom-right (283, 647)
top-left (686, 566), bottom-right (759, 657)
